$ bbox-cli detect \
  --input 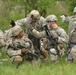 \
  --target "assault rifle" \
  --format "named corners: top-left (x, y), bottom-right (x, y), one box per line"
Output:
top-left (8, 44), bottom-right (39, 60)
top-left (8, 44), bottom-right (39, 68)
top-left (43, 25), bottom-right (59, 54)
